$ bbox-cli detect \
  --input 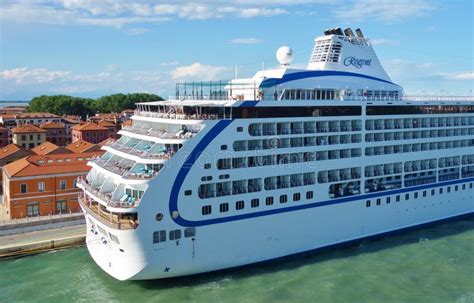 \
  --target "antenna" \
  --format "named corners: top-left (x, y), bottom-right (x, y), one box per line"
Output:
top-left (235, 64), bottom-right (238, 79)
